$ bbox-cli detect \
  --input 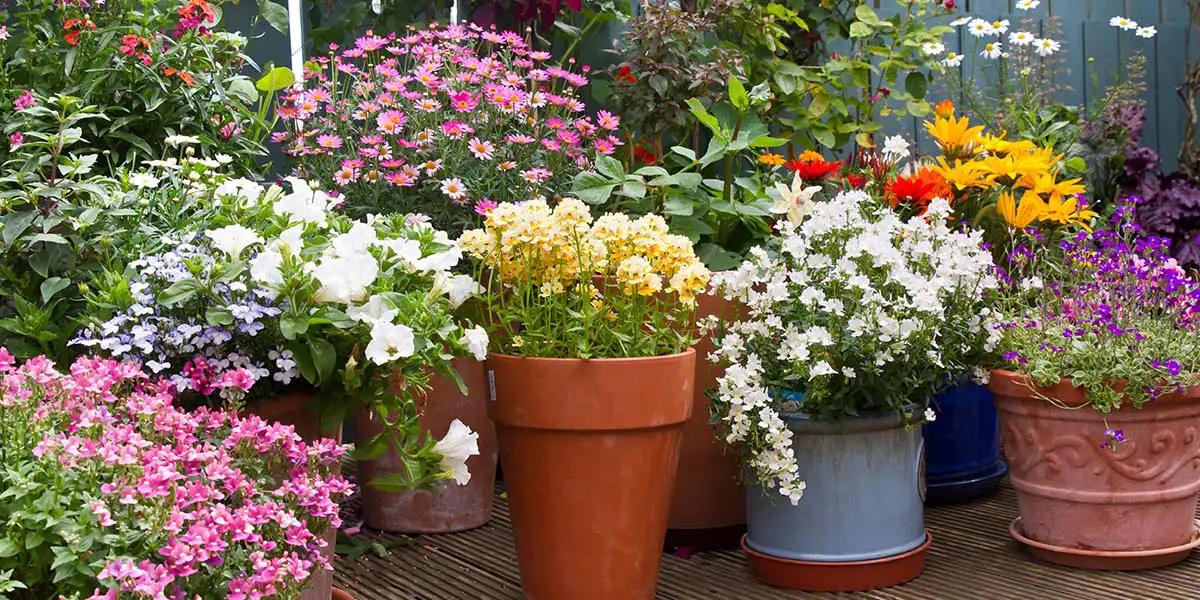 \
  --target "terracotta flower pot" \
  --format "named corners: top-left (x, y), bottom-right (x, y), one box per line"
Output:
top-left (665, 289), bottom-right (746, 549)
top-left (357, 357), bottom-right (498, 533)
top-left (488, 349), bottom-right (695, 600)
top-left (248, 391), bottom-right (343, 600)
top-left (331, 588), bottom-right (355, 600)
top-left (991, 369), bottom-right (1200, 569)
